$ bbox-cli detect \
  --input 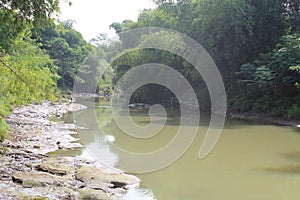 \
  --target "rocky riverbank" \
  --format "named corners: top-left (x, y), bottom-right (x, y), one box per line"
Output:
top-left (0, 101), bottom-right (141, 200)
